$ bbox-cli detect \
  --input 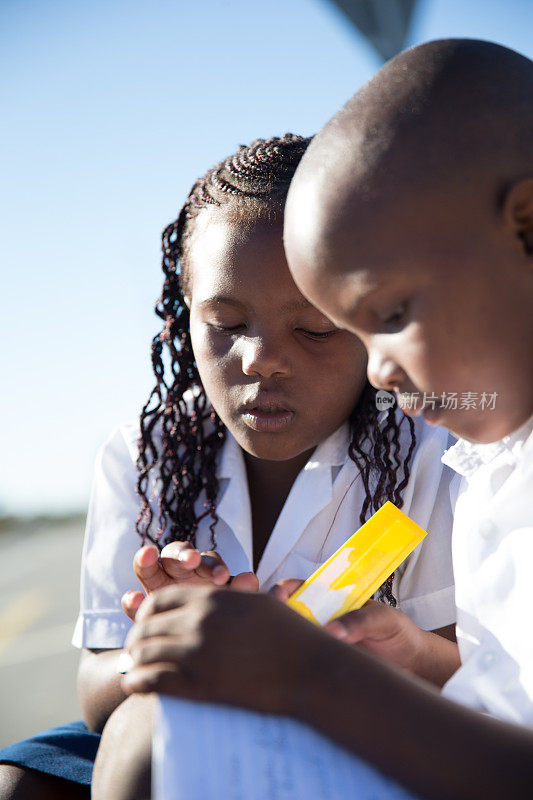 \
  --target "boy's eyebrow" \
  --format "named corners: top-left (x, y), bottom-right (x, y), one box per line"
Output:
top-left (348, 274), bottom-right (407, 310)
top-left (347, 283), bottom-right (382, 314)
top-left (342, 280), bottom-right (408, 324)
